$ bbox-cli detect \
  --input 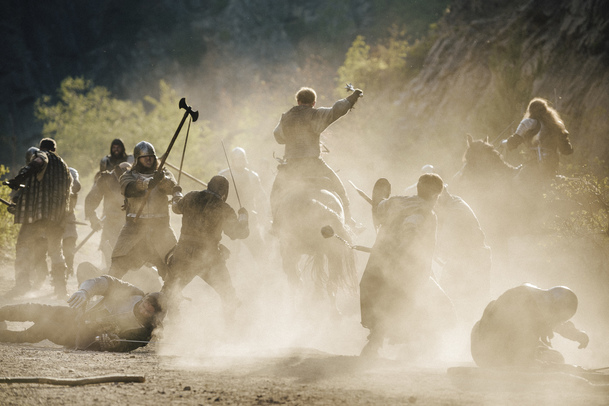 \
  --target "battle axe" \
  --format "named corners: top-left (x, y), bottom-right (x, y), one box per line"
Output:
top-left (134, 98), bottom-right (198, 221)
